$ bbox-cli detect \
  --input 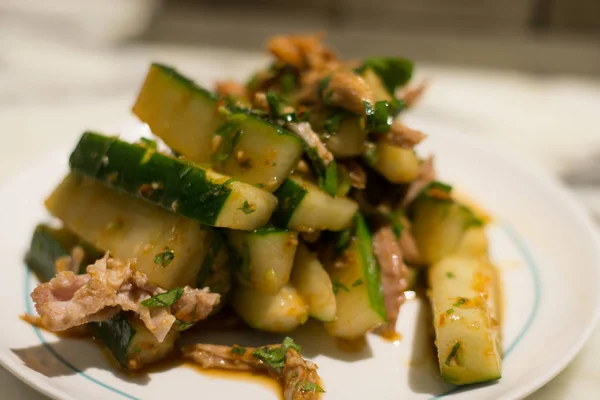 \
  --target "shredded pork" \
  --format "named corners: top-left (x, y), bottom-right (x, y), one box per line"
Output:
top-left (326, 70), bottom-right (374, 115)
top-left (382, 120), bottom-right (427, 149)
top-left (372, 226), bottom-right (409, 332)
top-left (183, 343), bottom-right (322, 400)
top-left (31, 255), bottom-right (219, 342)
